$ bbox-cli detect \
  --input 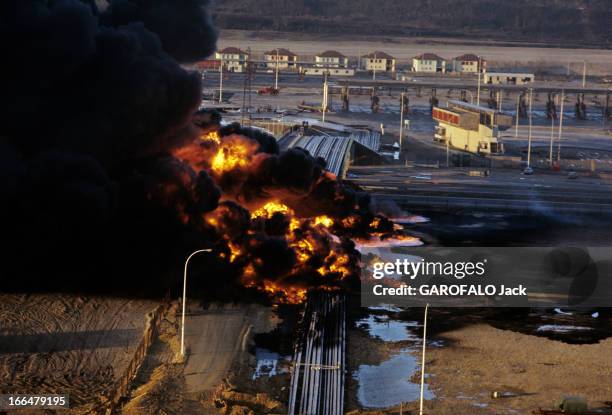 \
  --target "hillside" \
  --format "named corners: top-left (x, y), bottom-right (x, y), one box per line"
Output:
top-left (211, 0), bottom-right (612, 47)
